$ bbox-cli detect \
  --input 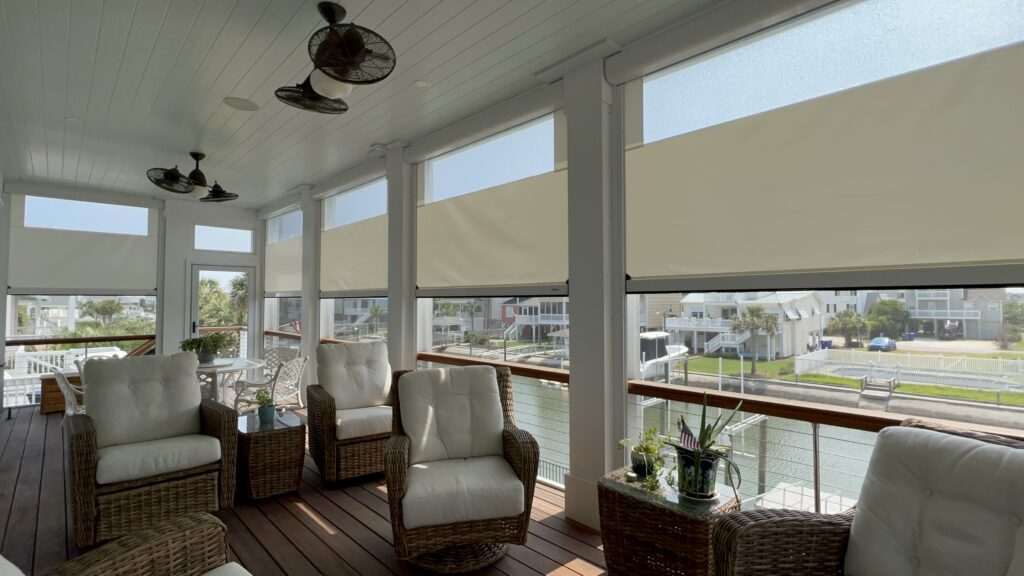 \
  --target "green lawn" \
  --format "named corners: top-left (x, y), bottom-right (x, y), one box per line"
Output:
top-left (896, 383), bottom-right (1024, 407)
top-left (684, 357), bottom-right (795, 379)
top-left (782, 373), bottom-right (862, 389)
